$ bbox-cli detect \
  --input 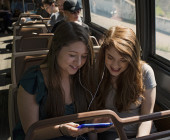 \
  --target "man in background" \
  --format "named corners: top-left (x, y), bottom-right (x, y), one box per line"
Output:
top-left (42, 0), bottom-right (62, 26)
top-left (51, 0), bottom-right (89, 33)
